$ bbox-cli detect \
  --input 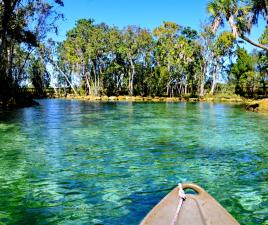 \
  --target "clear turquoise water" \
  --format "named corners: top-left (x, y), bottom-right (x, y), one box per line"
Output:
top-left (0, 100), bottom-right (268, 225)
